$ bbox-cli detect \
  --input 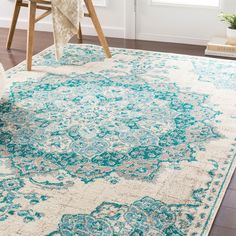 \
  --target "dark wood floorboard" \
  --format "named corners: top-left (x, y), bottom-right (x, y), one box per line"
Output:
top-left (229, 174), bottom-right (236, 190)
top-left (0, 27), bottom-right (235, 236)
top-left (210, 225), bottom-right (236, 236)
